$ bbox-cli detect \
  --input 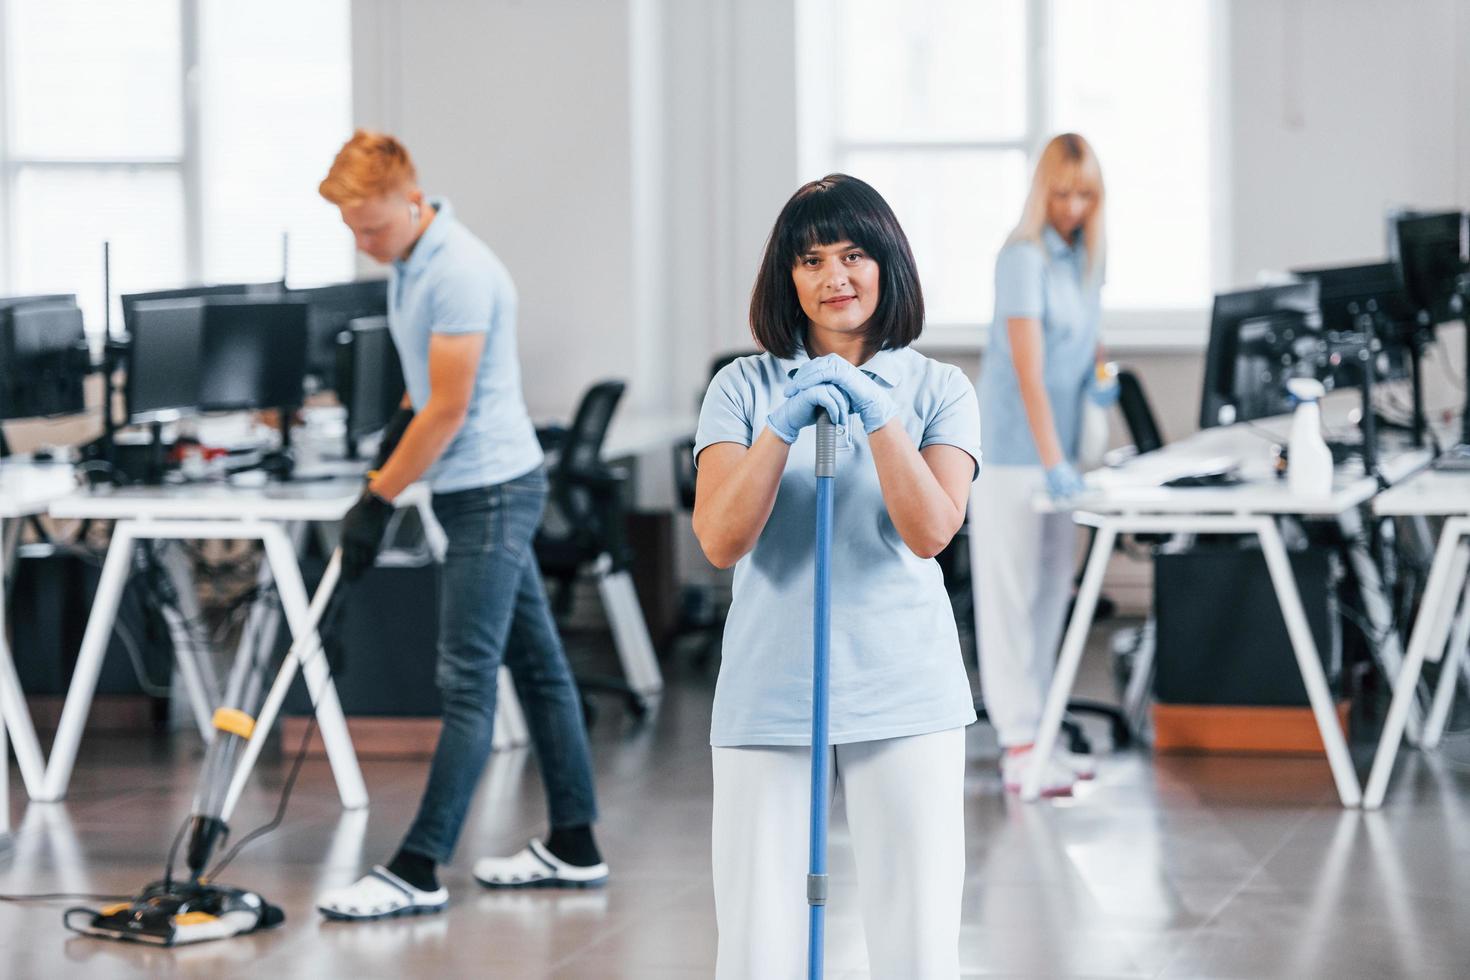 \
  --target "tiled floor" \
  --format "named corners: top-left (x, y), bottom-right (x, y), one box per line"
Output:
top-left (4, 627), bottom-right (1470, 978)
